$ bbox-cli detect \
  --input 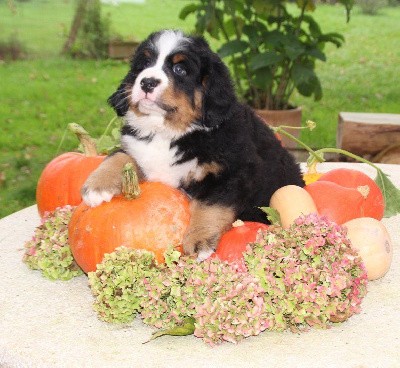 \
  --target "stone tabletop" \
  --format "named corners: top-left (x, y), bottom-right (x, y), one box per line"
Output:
top-left (0, 162), bottom-right (399, 368)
